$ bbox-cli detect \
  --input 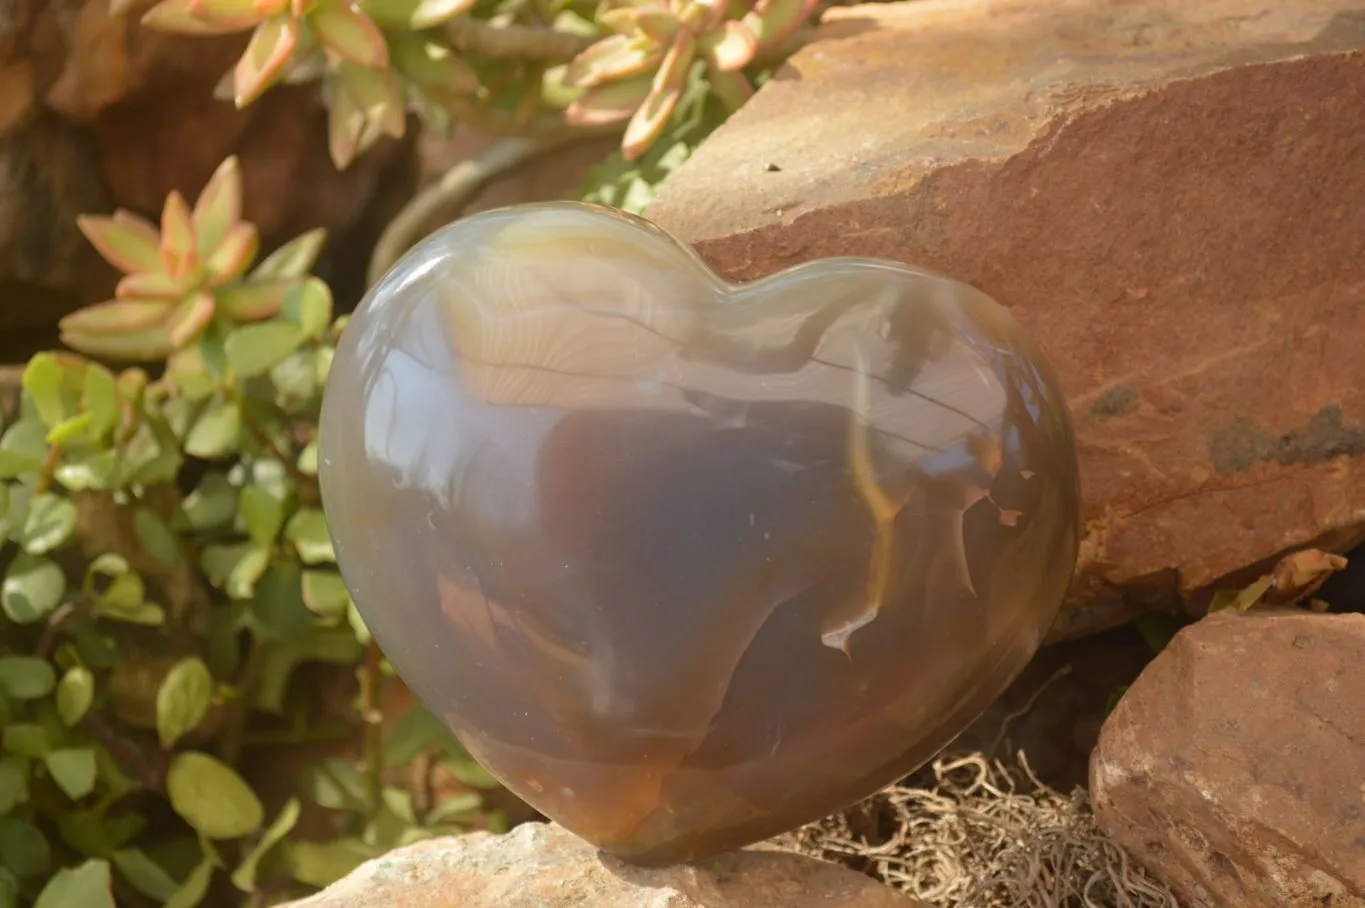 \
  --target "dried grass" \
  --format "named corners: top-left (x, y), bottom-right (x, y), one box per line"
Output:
top-left (773, 751), bottom-right (1181, 908)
